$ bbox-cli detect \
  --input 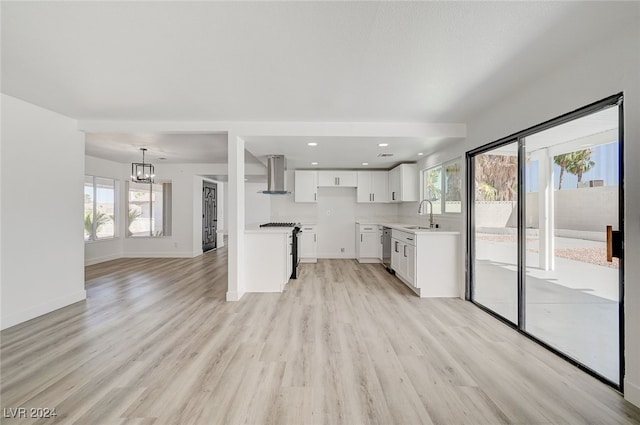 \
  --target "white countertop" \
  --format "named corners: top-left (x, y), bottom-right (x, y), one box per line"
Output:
top-left (356, 220), bottom-right (460, 235)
